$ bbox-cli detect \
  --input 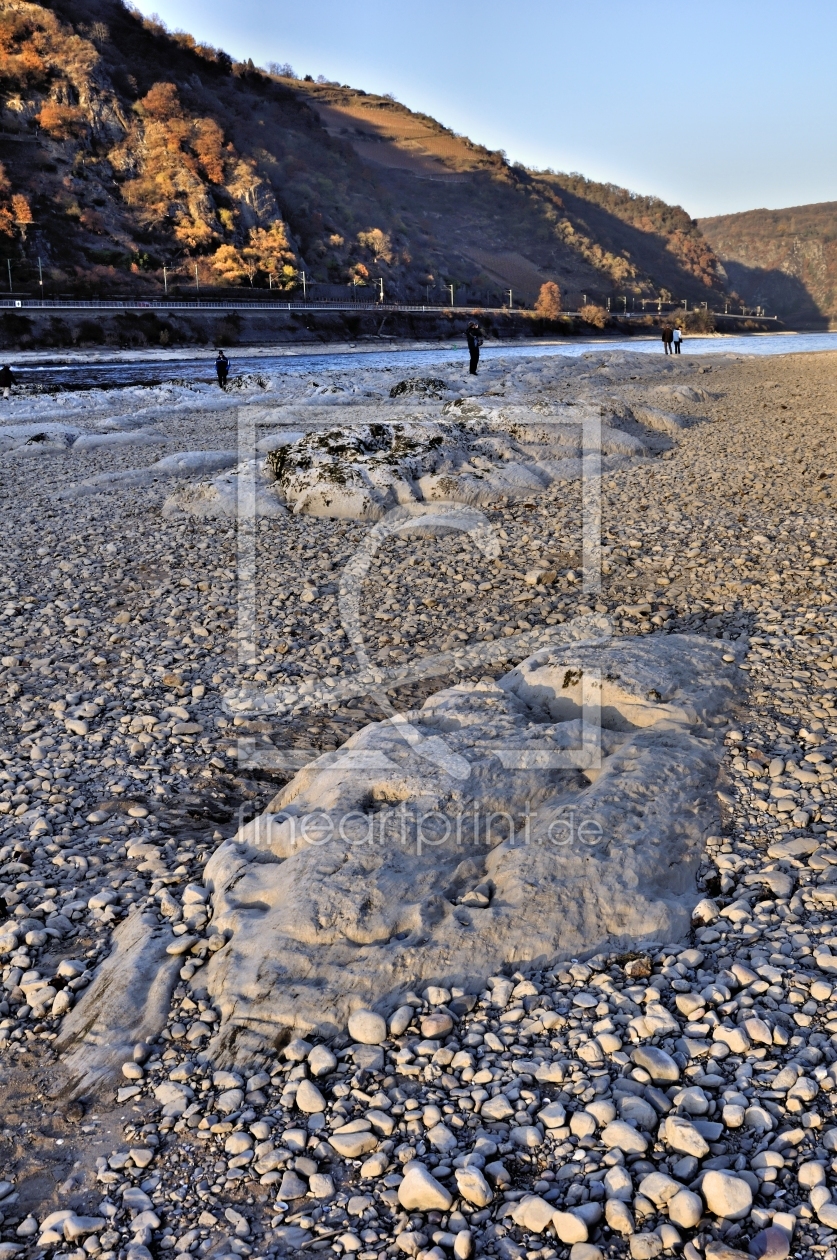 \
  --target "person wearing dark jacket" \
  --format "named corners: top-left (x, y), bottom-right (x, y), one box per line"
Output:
top-left (661, 327), bottom-right (673, 355)
top-left (0, 364), bottom-right (14, 398)
top-left (466, 322), bottom-right (484, 375)
top-left (215, 350), bottom-right (229, 389)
